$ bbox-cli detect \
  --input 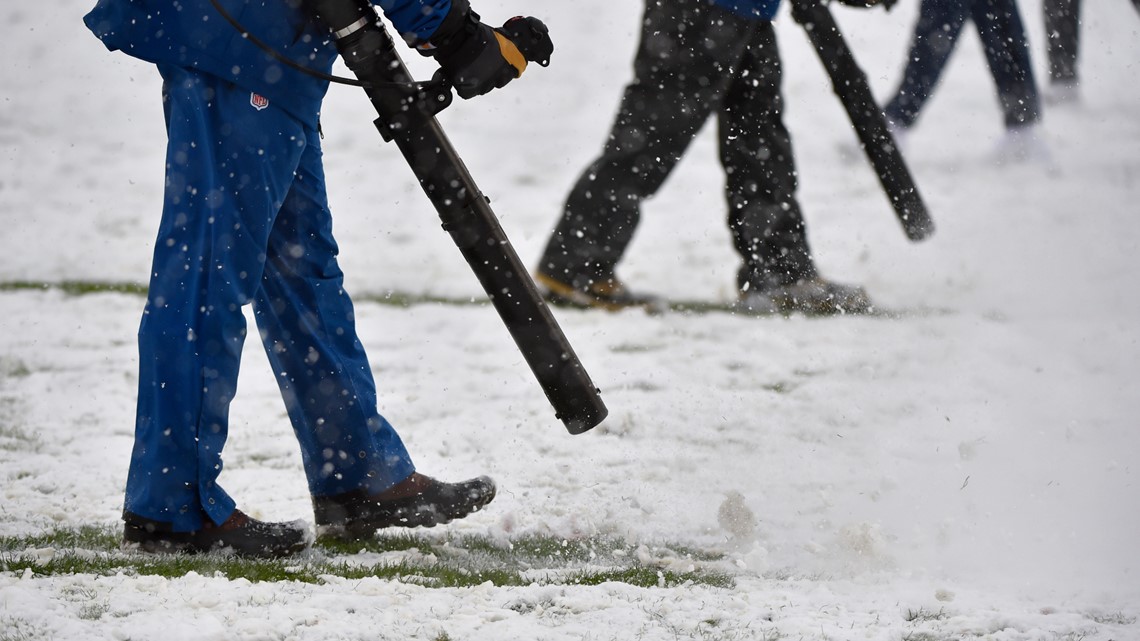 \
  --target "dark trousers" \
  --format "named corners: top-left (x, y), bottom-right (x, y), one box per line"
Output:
top-left (885, 0), bottom-right (1040, 129)
top-left (538, 0), bottom-right (815, 293)
top-left (1043, 0), bottom-right (1081, 83)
